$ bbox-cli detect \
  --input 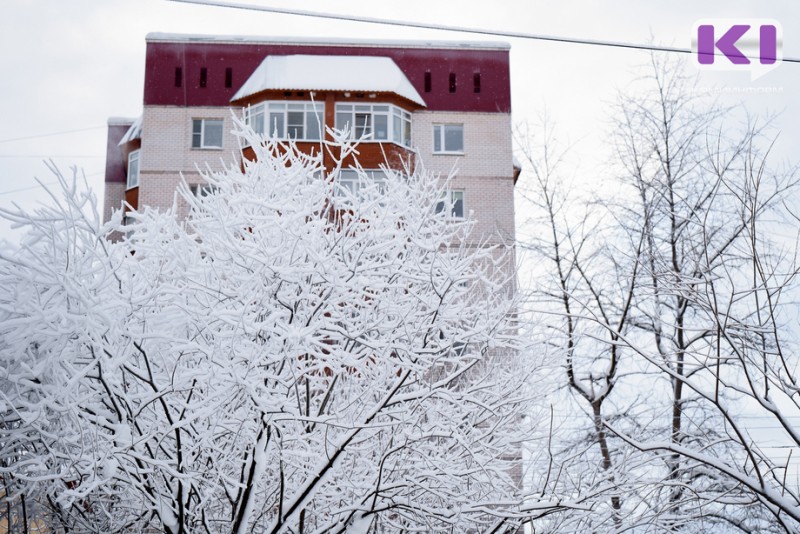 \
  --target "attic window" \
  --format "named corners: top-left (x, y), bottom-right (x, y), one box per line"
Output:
top-left (449, 73), bottom-right (456, 93)
top-left (200, 68), bottom-right (207, 88)
top-left (424, 71), bottom-right (432, 93)
top-left (175, 67), bottom-right (182, 88)
top-left (473, 72), bottom-right (481, 93)
top-left (225, 67), bottom-right (233, 88)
